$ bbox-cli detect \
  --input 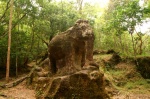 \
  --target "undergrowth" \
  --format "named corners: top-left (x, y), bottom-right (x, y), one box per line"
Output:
top-left (105, 67), bottom-right (150, 94)
top-left (96, 54), bottom-right (150, 95)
